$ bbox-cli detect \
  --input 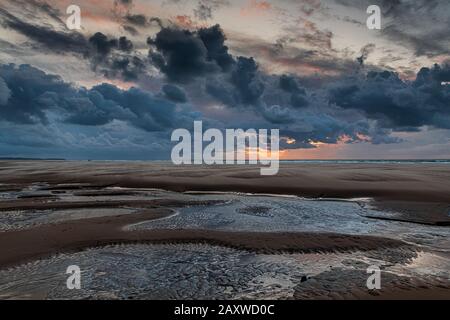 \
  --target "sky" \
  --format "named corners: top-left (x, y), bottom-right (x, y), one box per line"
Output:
top-left (0, 0), bottom-right (449, 160)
